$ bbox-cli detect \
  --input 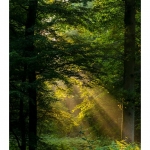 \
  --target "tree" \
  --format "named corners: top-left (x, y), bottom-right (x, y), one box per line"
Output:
top-left (123, 0), bottom-right (135, 142)
top-left (24, 0), bottom-right (38, 149)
